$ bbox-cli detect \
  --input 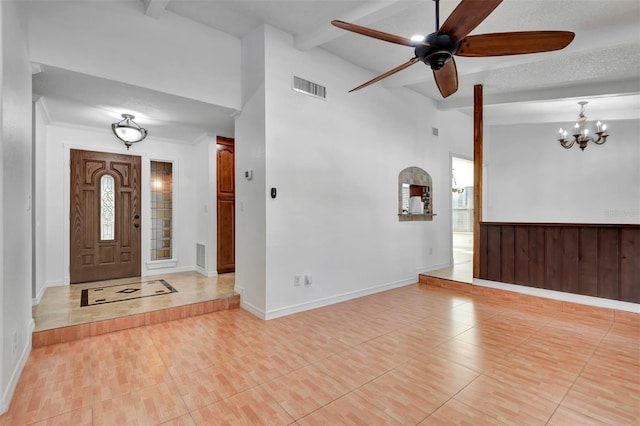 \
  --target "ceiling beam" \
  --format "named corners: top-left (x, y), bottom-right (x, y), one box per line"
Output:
top-left (438, 79), bottom-right (640, 111)
top-left (294, 1), bottom-right (420, 51)
top-left (143, 0), bottom-right (170, 19)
